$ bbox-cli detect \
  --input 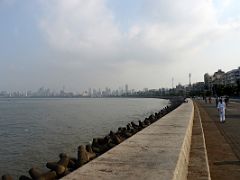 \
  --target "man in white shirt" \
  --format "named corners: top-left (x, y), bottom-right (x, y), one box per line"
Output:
top-left (217, 98), bottom-right (226, 123)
